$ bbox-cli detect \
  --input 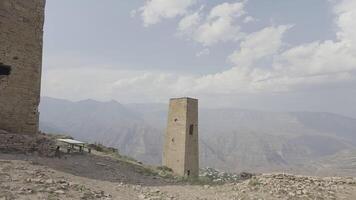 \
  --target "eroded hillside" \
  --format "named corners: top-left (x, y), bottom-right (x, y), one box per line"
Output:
top-left (40, 97), bottom-right (356, 176)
